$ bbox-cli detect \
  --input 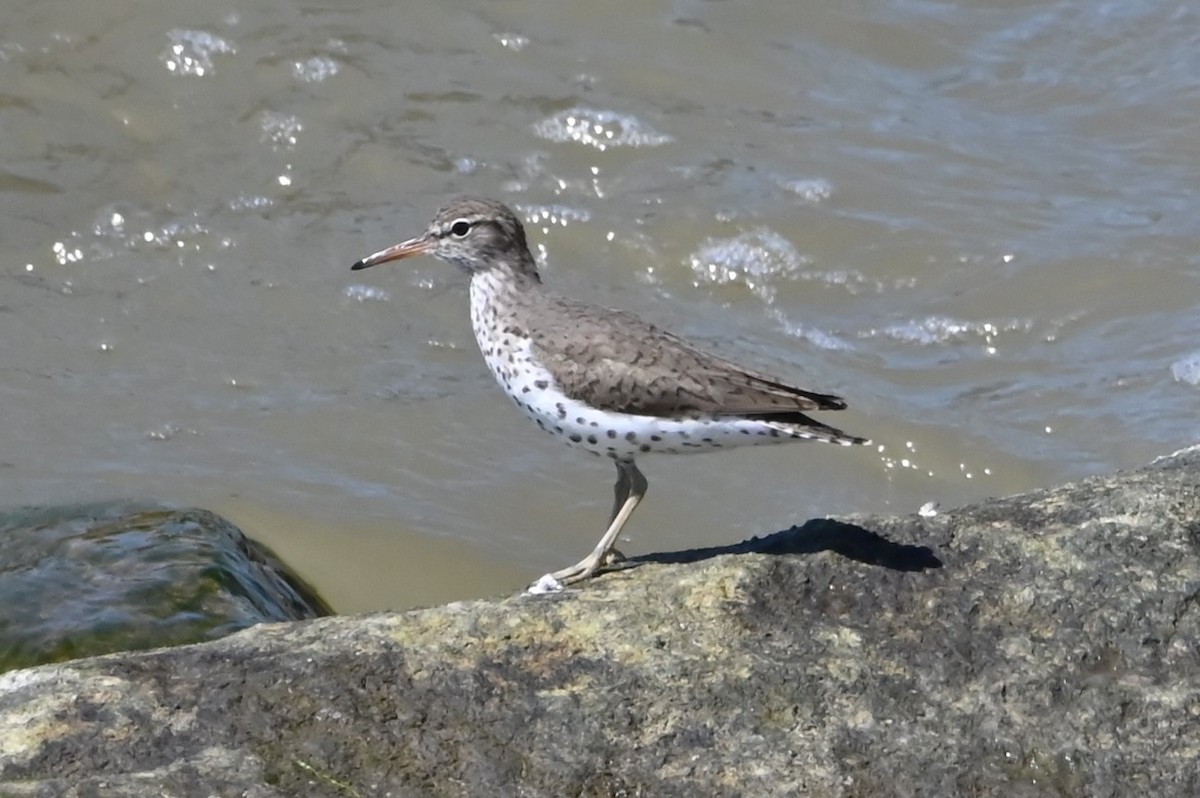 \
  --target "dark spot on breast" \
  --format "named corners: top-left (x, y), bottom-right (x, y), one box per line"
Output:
top-left (587, 434), bottom-right (597, 445)
top-left (650, 435), bottom-right (662, 442)
top-left (701, 437), bottom-right (714, 443)
top-left (569, 433), bottom-right (582, 443)
top-left (606, 429), bottom-right (617, 439)
top-left (768, 429), bottom-right (780, 438)
top-left (625, 432), bottom-right (637, 442)
top-left (576, 417), bottom-right (586, 425)
top-left (589, 420), bottom-right (599, 427)
top-left (522, 386), bottom-right (531, 394)
top-left (535, 379), bottom-right (549, 390)
top-left (639, 444), bottom-right (652, 453)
